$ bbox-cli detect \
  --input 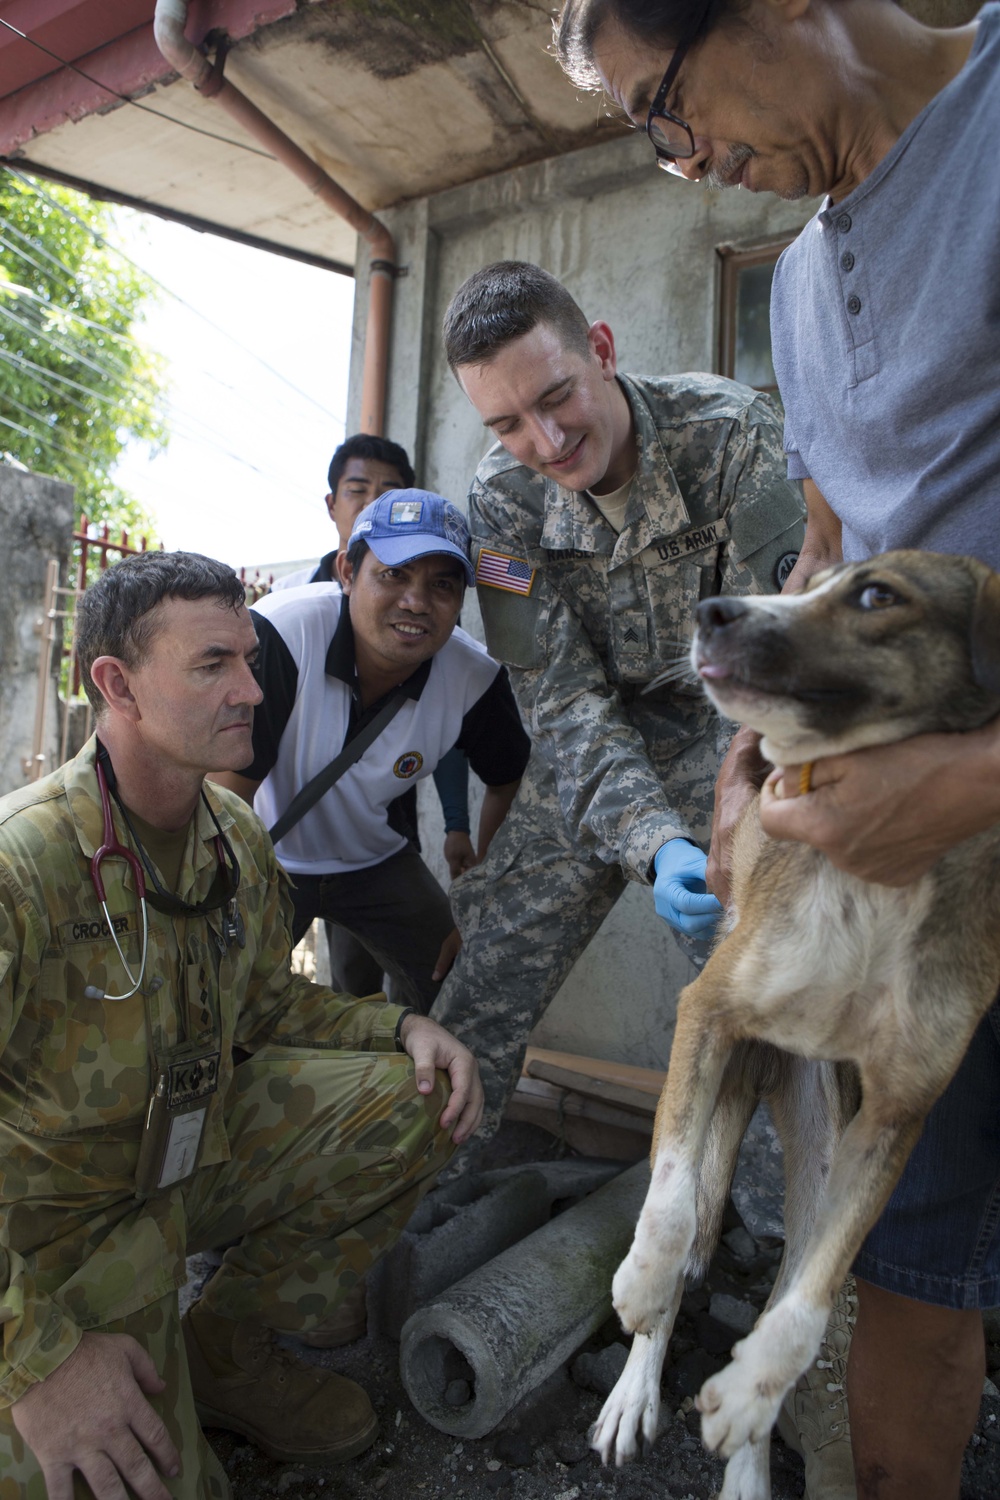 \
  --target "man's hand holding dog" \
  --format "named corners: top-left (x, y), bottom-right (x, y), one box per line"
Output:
top-left (760, 721), bottom-right (1000, 884)
top-left (706, 726), bottom-right (771, 908)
